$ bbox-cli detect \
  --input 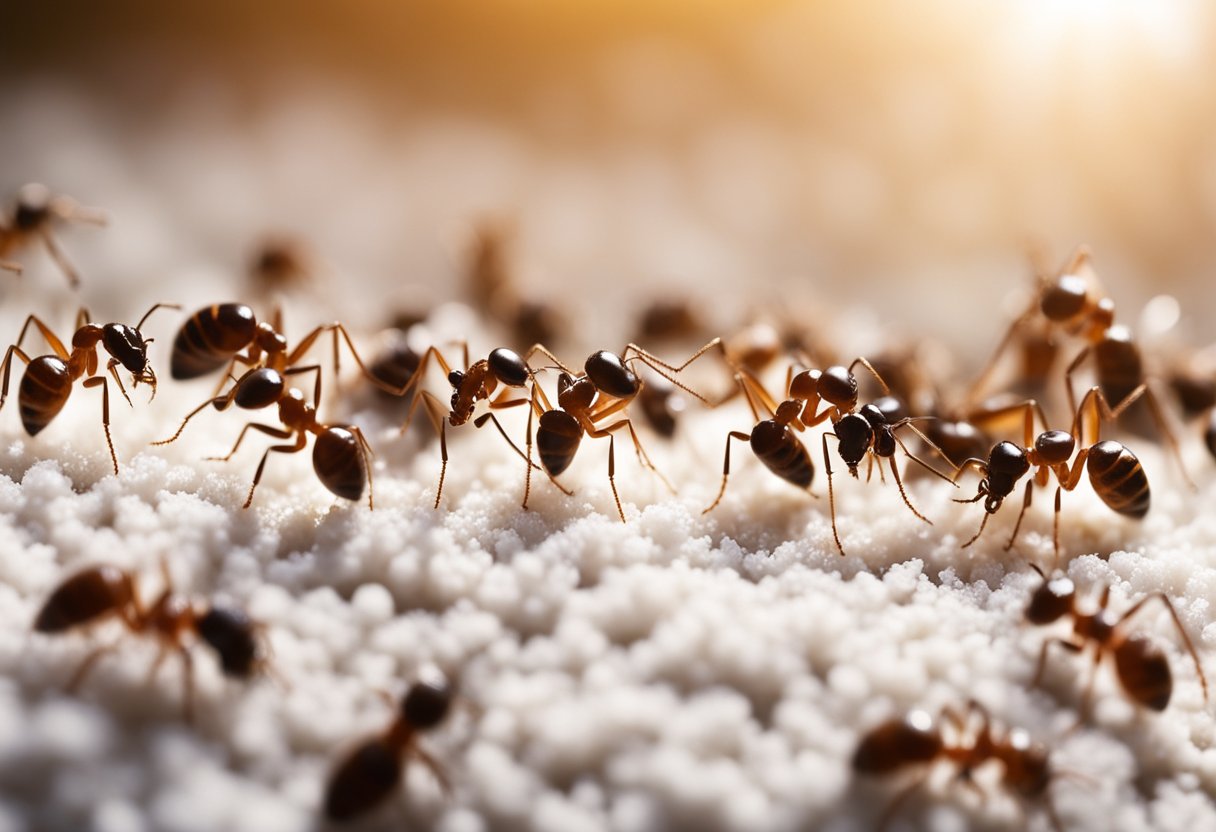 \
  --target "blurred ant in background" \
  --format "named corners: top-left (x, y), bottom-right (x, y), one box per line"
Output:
top-left (1, 183), bottom-right (107, 289)
top-left (34, 561), bottom-right (267, 721)
top-left (853, 700), bottom-right (1067, 832)
top-left (464, 221), bottom-right (563, 350)
top-left (1025, 566), bottom-right (1208, 712)
top-left (1, 303), bottom-right (177, 474)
